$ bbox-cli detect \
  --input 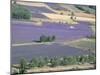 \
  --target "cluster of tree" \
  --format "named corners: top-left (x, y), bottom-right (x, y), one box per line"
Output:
top-left (75, 5), bottom-right (95, 14)
top-left (11, 5), bottom-right (31, 19)
top-left (34, 35), bottom-right (56, 42)
top-left (13, 54), bottom-right (95, 74)
top-left (88, 6), bottom-right (96, 10)
top-left (75, 6), bottom-right (85, 11)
